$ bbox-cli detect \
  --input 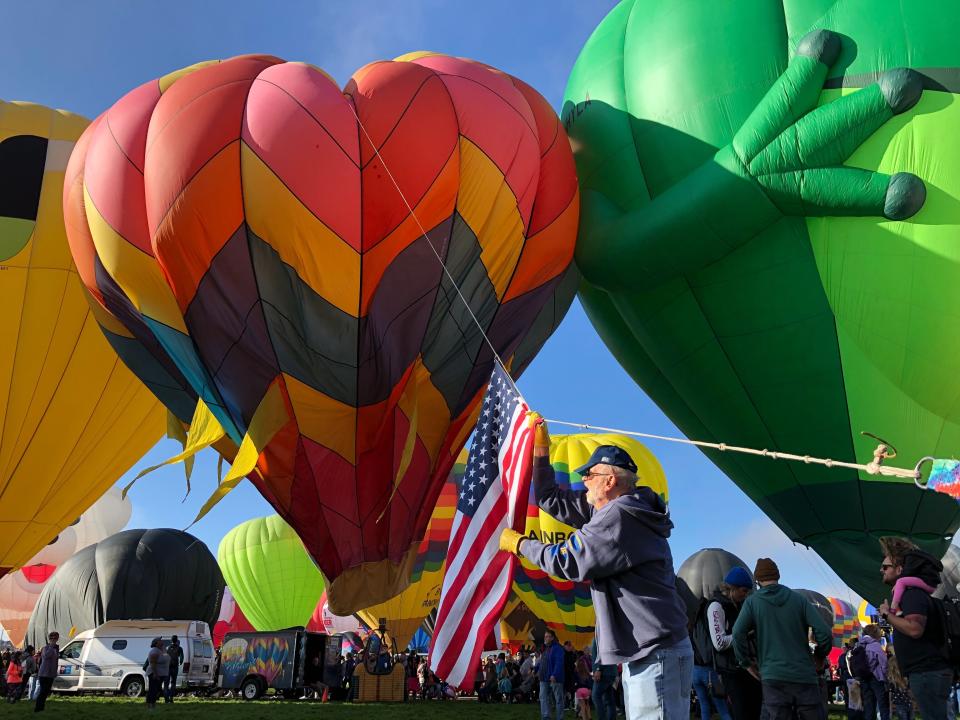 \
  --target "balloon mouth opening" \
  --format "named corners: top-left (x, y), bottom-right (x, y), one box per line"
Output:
top-left (21, 563), bottom-right (56, 584)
